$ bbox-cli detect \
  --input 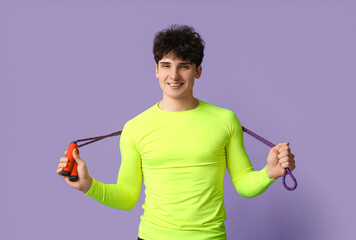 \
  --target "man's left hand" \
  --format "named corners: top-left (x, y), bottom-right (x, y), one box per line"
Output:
top-left (266, 142), bottom-right (296, 179)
